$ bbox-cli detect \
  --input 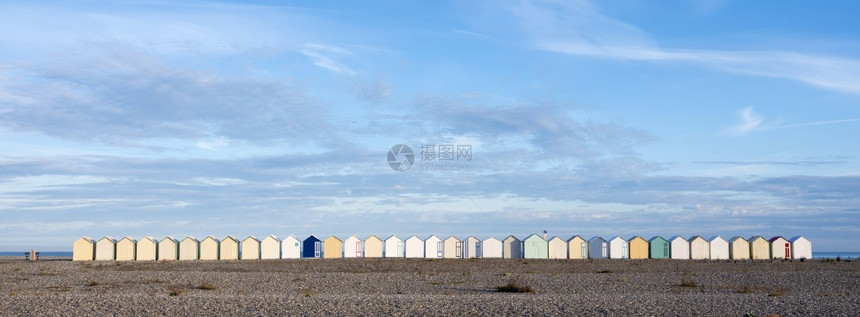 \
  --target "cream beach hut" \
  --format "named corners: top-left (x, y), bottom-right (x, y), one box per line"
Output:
top-left (73, 237), bottom-right (95, 261)
top-left (261, 235), bottom-right (281, 259)
top-left (136, 236), bottom-right (158, 261)
top-left (115, 237), bottom-right (137, 261)
top-left (384, 235), bottom-right (404, 258)
top-left (689, 236), bottom-right (710, 260)
top-left (364, 235), bottom-right (383, 258)
top-left (95, 236), bottom-right (116, 261)
top-left (669, 236), bottom-right (689, 259)
top-left (789, 236), bottom-right (811, 260)
top-left (728, 236), bottom-right (750, 260)
top-left (443, 236), bottom-right (462, 258)
top-left (219, 236), bottom-right (239, 260)
top-left (769, 236), bottom-right (790, 259)
top-left (158, 236), bottom-right (178, 261)
top-left (323, 236), bottom-right (343, 259)
top-left (241, 236), bottom-right (260, 260)
top-left (588, 236), bottom-right (608, 259)
top-left (523, 234), bottom-right (548, 259)
top-left (567, 235), bottom-right (587, 259)
top-left (282, 235), bottom-right (301, 259)
top-left (708, 236), bottom-right (729, 260)
top-left (464, 236), bottom-right (481, 258)
top-left (179, 236), bottom-right (199, 260)
top-left (608, 236), bottom-right (628, 259)
top-left (749, 236), bottom-right (770, 260)
top-left (548, 236), bottom-right (567, 259)
top-left (425, 235), bottom-right (443, 258)
top-left (628, 236), bottom-right (649, 259)
top-left (405, 235), bottom-right (424, 258)
top-left (503, 235), bottom-right (522, 259)
top-left (648, 236), bottom-right (669, 259)
top-left (482, 237), bottom-right (503, 258)
top-left (200, 236), bottom-right (220, 260)
top-left (344, 235), bottom-right (363, 258)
